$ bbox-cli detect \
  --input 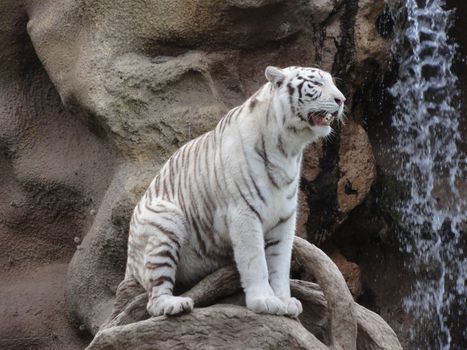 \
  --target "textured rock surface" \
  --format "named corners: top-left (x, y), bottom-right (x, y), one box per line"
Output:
top-left (337, 121), bottom-right (376, 217)
top-left (88, 238), bottom-right (401, 350)
top-left (0, 0), bottom-right (403, 348)
top-left (89, 305), bottom-right (325, 350)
